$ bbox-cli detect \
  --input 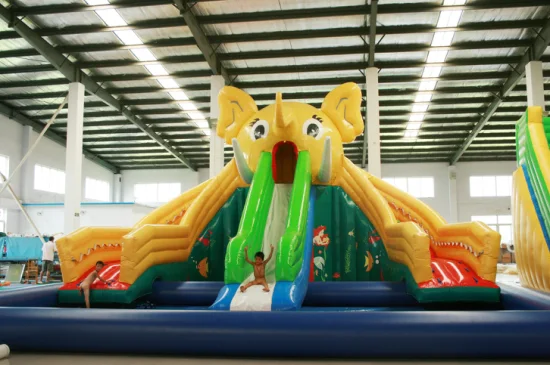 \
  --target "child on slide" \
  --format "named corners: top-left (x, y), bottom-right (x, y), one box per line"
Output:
top-left (78, 261), bottom-right (112, 308)
top-left (241, 244), bottom-right (274, 293)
